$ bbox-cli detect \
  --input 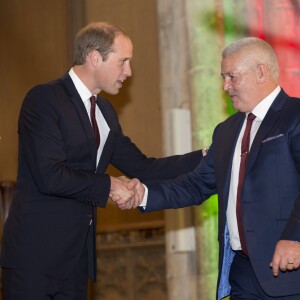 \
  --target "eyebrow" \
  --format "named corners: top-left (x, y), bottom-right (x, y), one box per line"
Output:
top-left (221, 71), bottom-right (240, 76)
